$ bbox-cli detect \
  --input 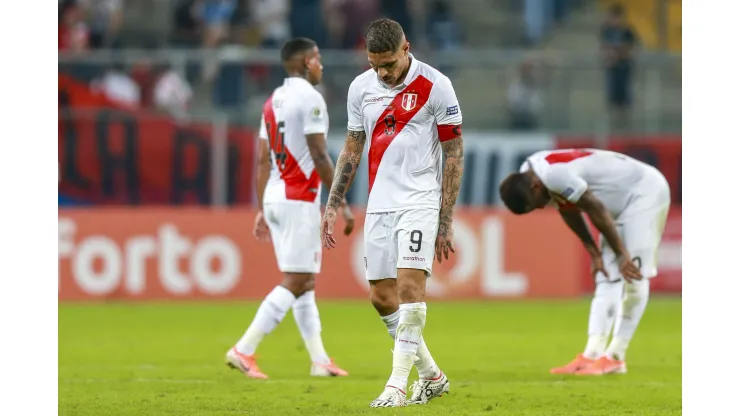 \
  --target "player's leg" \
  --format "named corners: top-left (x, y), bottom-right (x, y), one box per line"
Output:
top-left (604, 205), bottom-right (670, 363)
top-left (285, 204), bottom-right (348, 376)
top-left (579, 203), bottom-right (670, 375)
top-left (369, 278), bottom-right (441, 381)
top-left (226, 204), bottom-right (310, 378)
top-left (371, 209), bottom-right (446, 407)
top-left (551, 234), bottom-right (624, 375)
